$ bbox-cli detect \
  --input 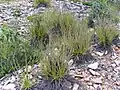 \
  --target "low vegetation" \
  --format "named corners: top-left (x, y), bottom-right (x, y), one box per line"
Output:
top-left (0, 0), bottom-right (120, 89)
top-left (0, 25), bottom-right (23, 77)
top-left (62, 20), bottom-right (93, 56)
top-left (0, 25), bottom-right (41, 78)
top-left (21, 73), bottom-right (32, 90)
top-left (95, 23), bottom-right (119, 48)
top-left (28, 11), bottom-right (93, 56)
top-left (0, 0), bottom-right (13, 3)
top-left (82, 0), bottom-right (119, 27)
top-left (40, 44), bottom-right (68, 81)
